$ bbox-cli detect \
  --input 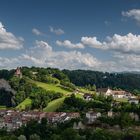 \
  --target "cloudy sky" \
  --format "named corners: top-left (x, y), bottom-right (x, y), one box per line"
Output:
top-left (0, 0), bottom-right (140, 72)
